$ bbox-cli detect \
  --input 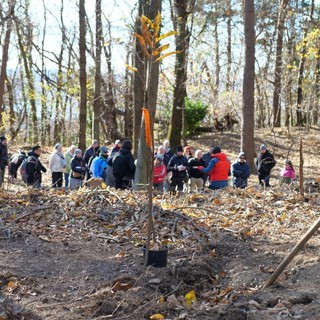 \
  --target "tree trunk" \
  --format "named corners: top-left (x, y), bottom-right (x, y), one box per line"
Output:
top-left (168, 0), bottom-right (194, 151)
top-left (296, 0), bottom-right (314, 127)
top-left (79, 0), bottom-right (87, 151)
top-left (226, 0), bottom-right (232, 91)
top-left (93, 0), bottom-right (102, 141)
top-left (273, 0), bottom-right (289, 127)
top-left (241, 0), bottom-right (255, 171)
top-left (0, 5), bottom-right (14, 126)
